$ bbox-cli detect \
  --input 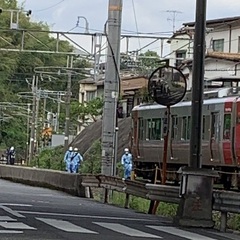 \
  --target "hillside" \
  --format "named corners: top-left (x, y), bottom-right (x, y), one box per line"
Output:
top-left (70, 118), bottom-right (132, 160)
